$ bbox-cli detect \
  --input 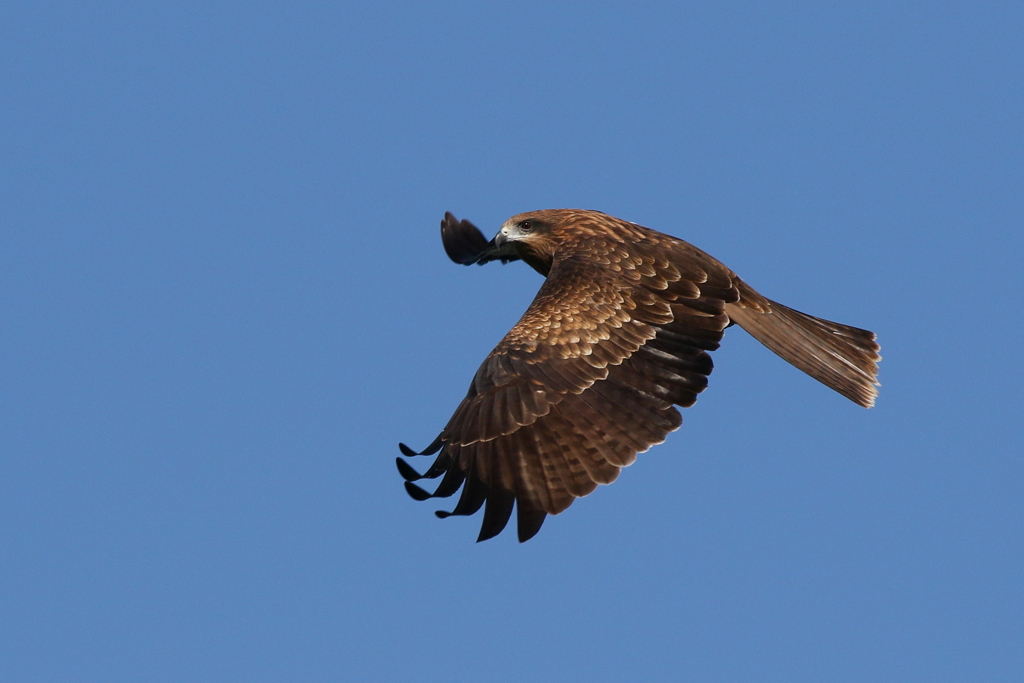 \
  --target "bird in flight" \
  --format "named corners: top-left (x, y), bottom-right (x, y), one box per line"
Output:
top-left (399, 210), bottom-right (880, 543)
